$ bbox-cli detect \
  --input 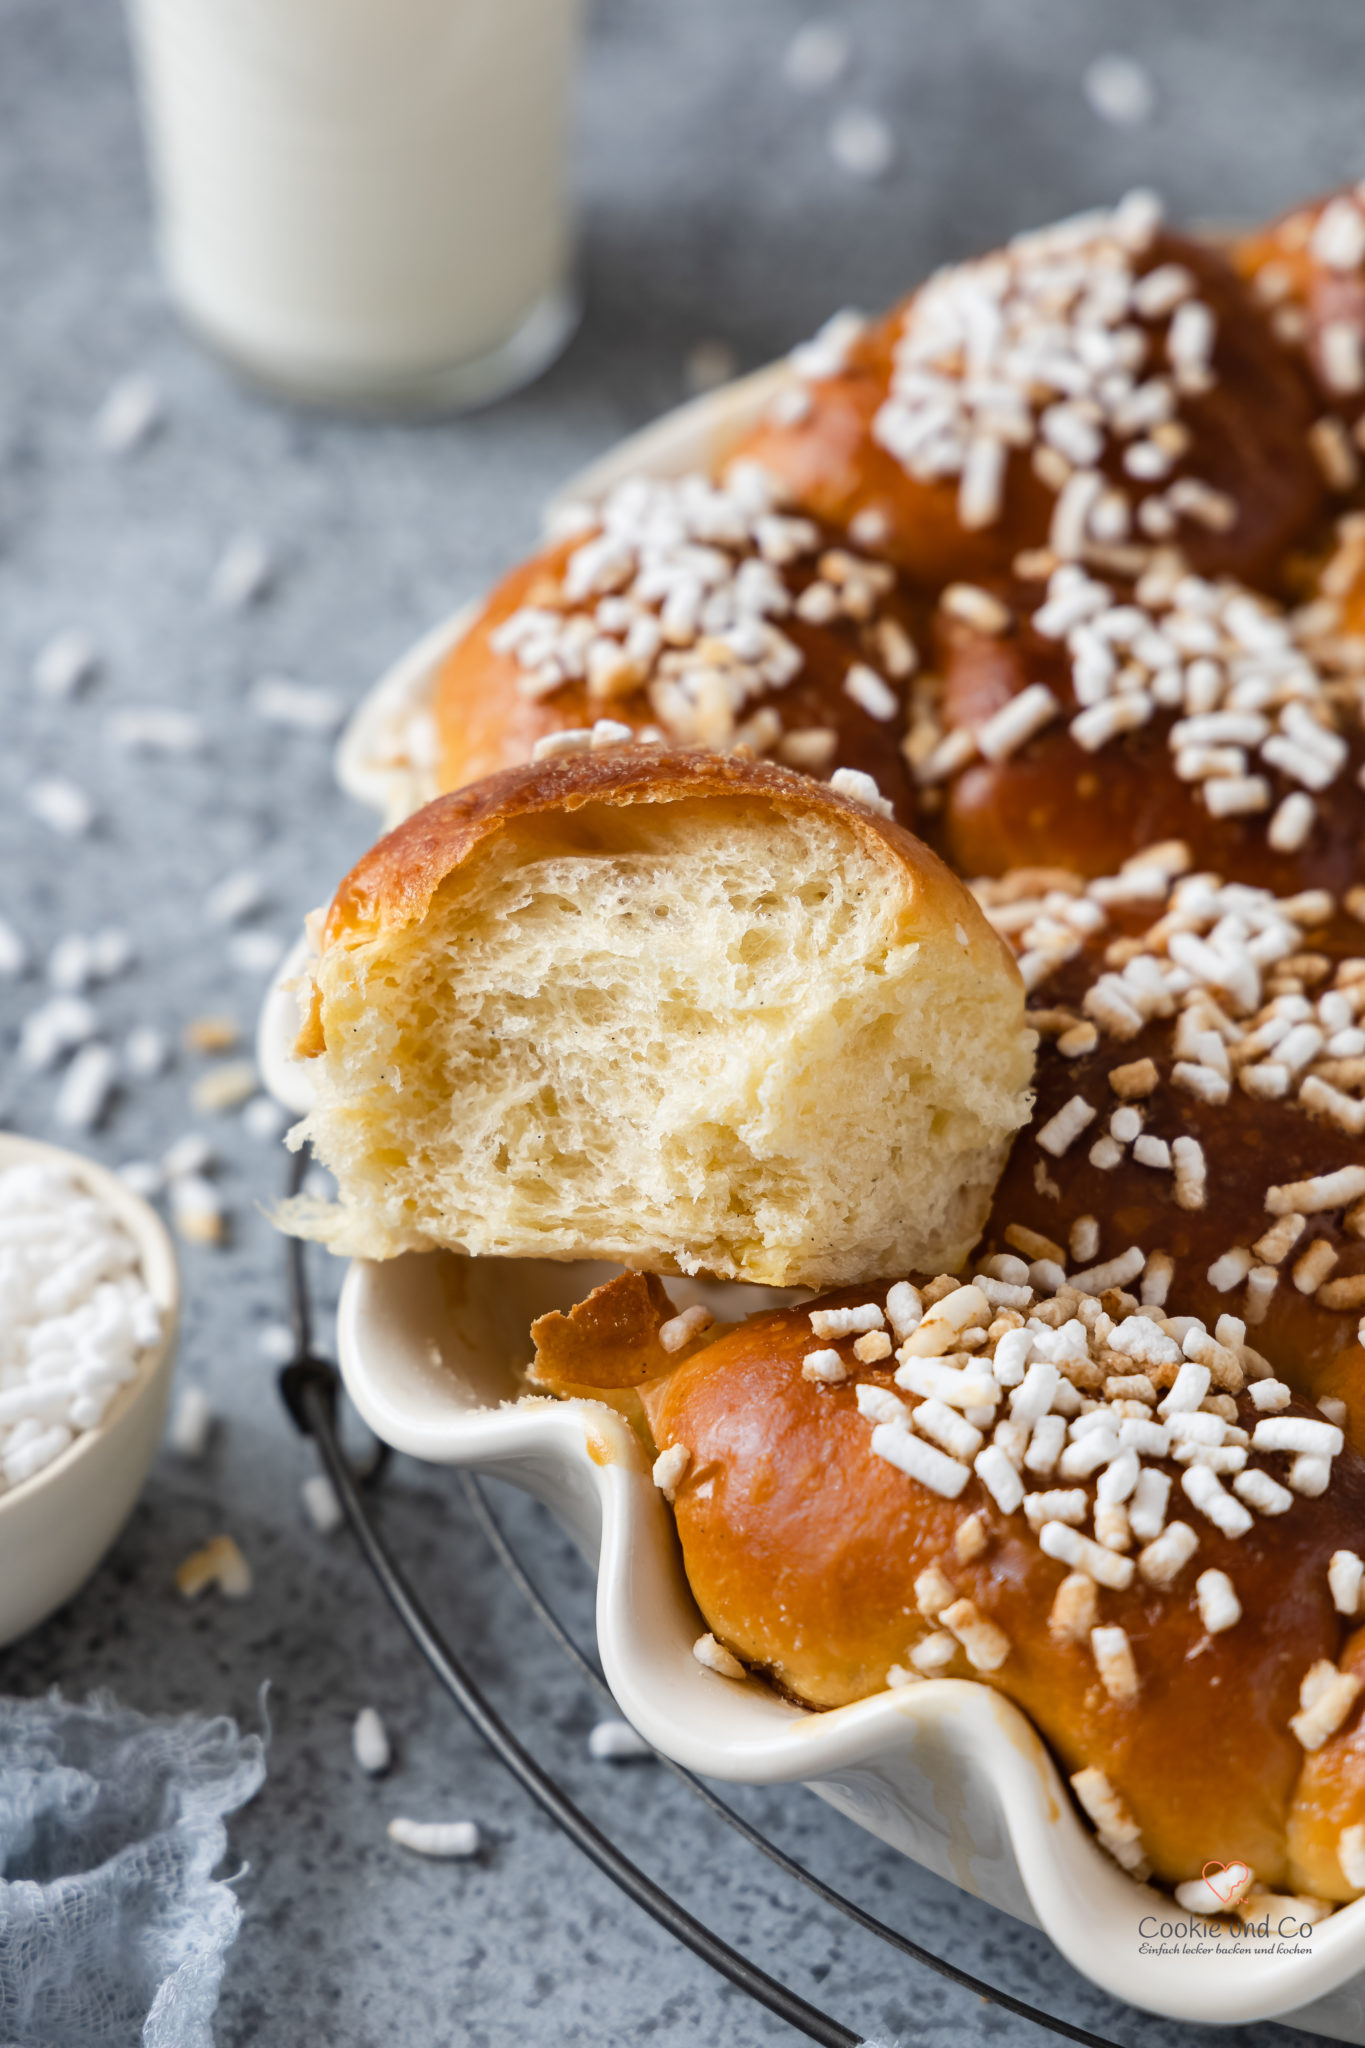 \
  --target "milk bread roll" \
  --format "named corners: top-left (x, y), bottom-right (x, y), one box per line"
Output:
top-left (1236, 185), bottom-right (1365, 455)
top-left (728, 197), bottom-right (1325, 597)
top-left (532, 1267), bottom-right (1365, 1909)
top-left (284, 747), bottom-right (1034, 1287)
top-left (431, 468), bottom-right (922, 823)
top-left (967, 850), bottom-right (1365, 1438)
top-left (907, 556), bottom-right (1365, 887)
